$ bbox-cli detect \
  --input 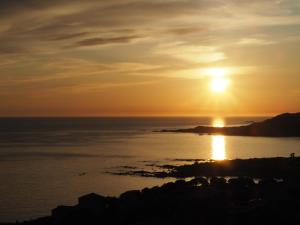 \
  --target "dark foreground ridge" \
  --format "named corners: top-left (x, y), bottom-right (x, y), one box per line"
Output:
top-left (3, 157), bottom-right (300, 225)
top-left (160, 112), bottom-right (300, 137)
top-left (4, 176), bottom-right (300, 225)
